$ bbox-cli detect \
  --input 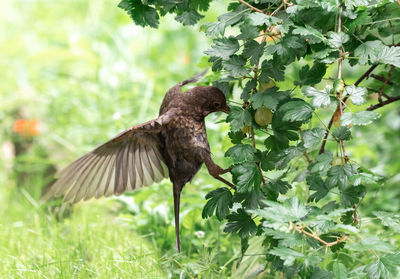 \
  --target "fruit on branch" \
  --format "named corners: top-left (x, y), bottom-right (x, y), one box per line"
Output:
top-left (255, 107), bottom-right (273, 126)
top-left (259, 80), bottom-right (276, 92)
